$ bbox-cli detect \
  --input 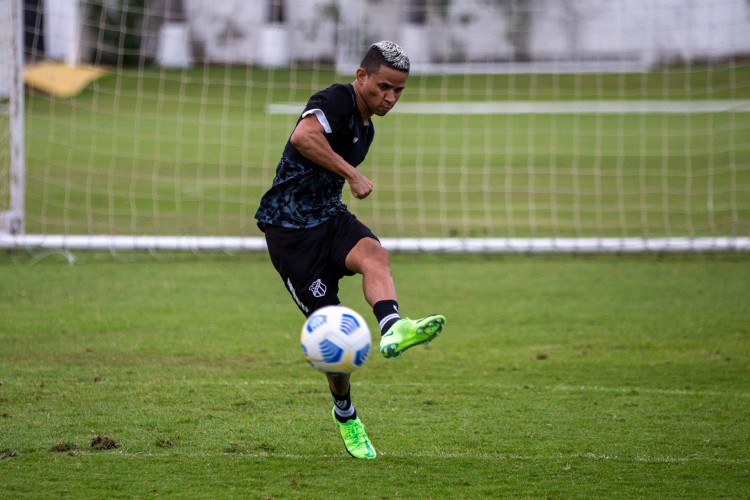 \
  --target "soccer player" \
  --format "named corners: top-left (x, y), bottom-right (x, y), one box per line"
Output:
top-left (255, 41), bottom-right (445, 459)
